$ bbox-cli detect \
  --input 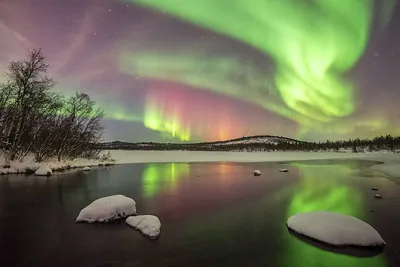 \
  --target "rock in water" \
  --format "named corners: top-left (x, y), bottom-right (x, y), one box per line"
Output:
top-left (126, 215), bottom-right (161, 239)
top-left (254, 170), bottom-right (261, 176)
top-left (279, 168), bottom-right (289, 172)
top-left (35, 166), bottom-right (52, 176)
top-left (75, 195), bottom-right (136, 223)
top-left (82, 166), bottom-right (91, 171)
top-left (372, 187), bottom-right (378, 191)
top-left (374, 194), bottom-right (382, 199)
top-left (287, 211), bottom-right (385, 247)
